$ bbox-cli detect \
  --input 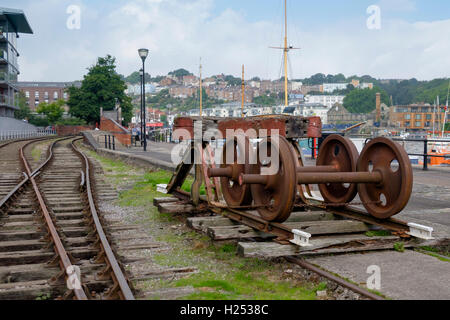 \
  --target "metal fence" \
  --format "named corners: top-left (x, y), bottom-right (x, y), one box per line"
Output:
top-left (0, 129), bottom-right (56, 141)
top-left (148, 128), bottom-right (173, 143)
top-left (392, 138), bottom-right (450, 170)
